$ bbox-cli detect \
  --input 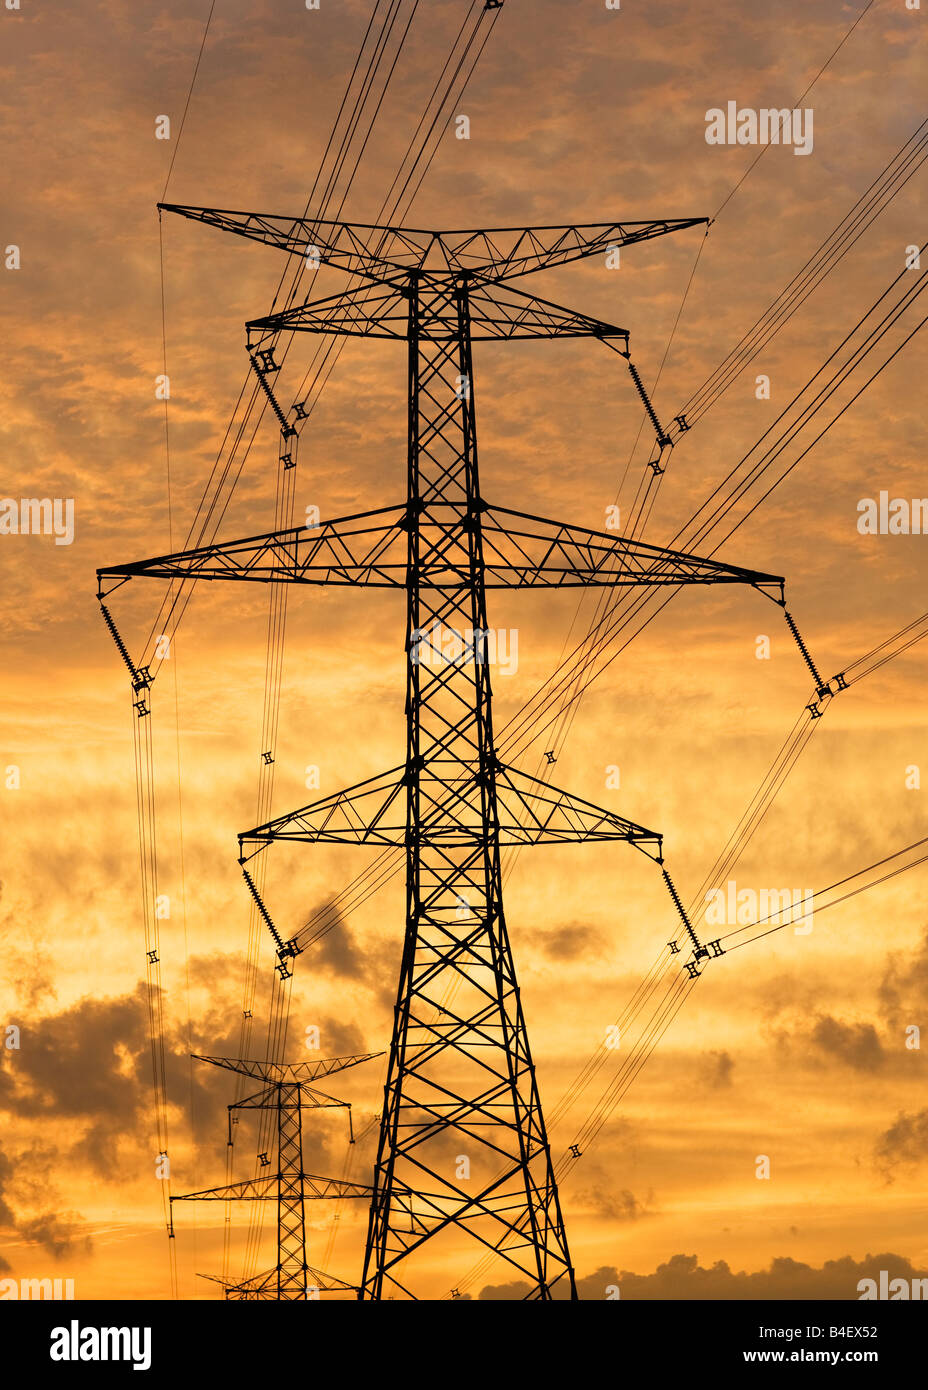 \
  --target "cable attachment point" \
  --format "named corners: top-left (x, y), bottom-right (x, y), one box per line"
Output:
top-left (808, 671), bottom-right (849, 717)
top-left (648, 438), bottom-right (674, 475)
top-left (783, 609), bottom-right (830, 701)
